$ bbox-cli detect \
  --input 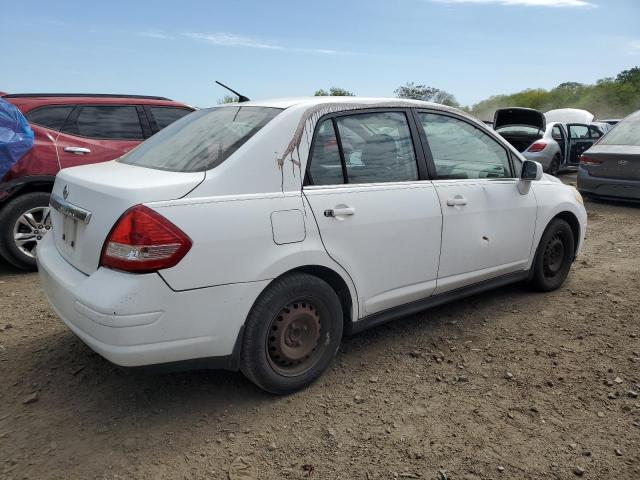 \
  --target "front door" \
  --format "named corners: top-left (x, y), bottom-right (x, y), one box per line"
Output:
top-left (303, 111), bottom-right (442, 316)
top-left (416, 111), bottom-right (538, 294)
top-left (56, 105), bottom-right (146, 169)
